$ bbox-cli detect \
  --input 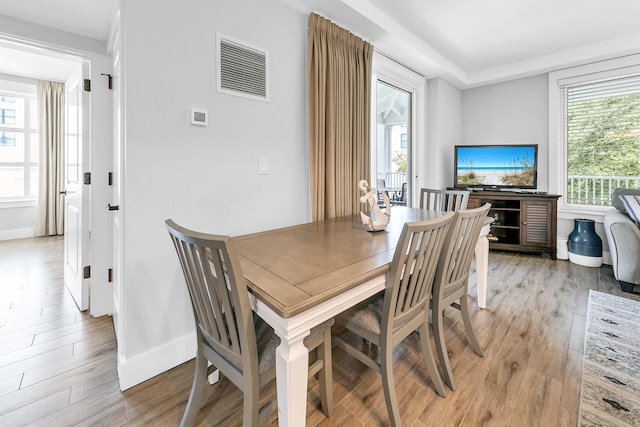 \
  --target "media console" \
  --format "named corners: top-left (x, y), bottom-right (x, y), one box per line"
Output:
top-left (467, 191), bottom-right (560, 259)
